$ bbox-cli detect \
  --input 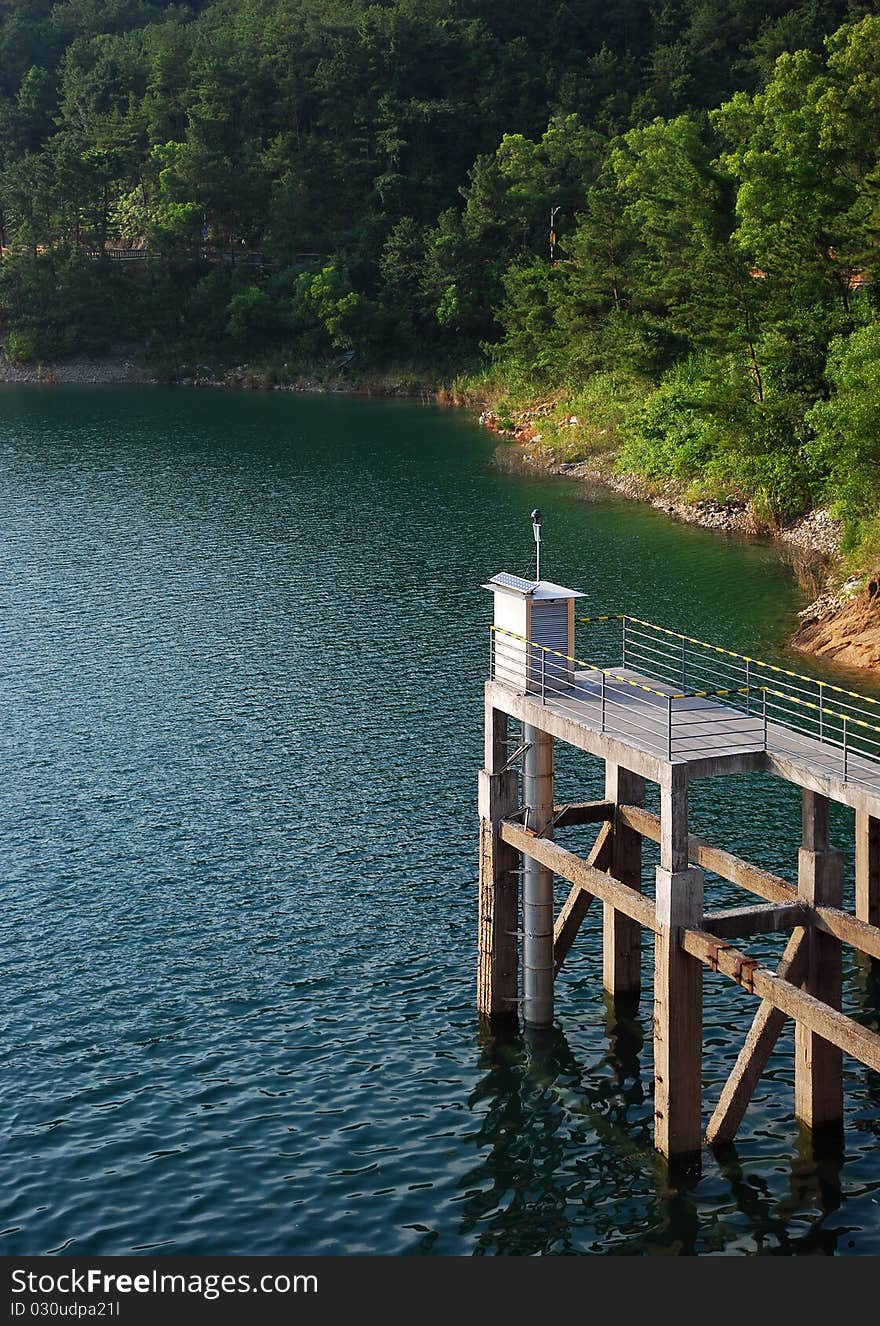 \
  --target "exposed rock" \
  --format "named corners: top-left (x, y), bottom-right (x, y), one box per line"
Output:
top-left (792, 572), bottom-right (880, 673)
top-left (780, 508), bottom-right (842, 558)
top-left (0, 349), bottom-right (149, 384)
